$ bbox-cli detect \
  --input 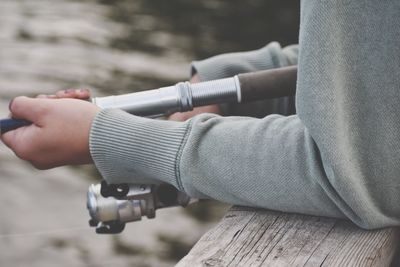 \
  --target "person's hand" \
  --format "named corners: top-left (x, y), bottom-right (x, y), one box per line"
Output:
top-left (168, 74), bottom-right (222, 121)
top-left (1, 96), bottom-right (100, 169)
top-left (37, 88), bottom-right (91, 100)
